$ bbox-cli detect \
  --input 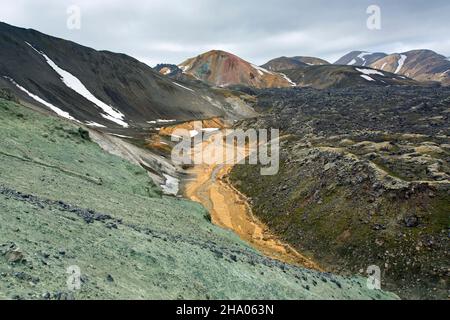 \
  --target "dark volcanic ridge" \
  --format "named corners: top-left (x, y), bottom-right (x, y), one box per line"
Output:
top-left (0, 22), bottom-right (255, 133)
top-left (230, 85), bottom-right (450, 299)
